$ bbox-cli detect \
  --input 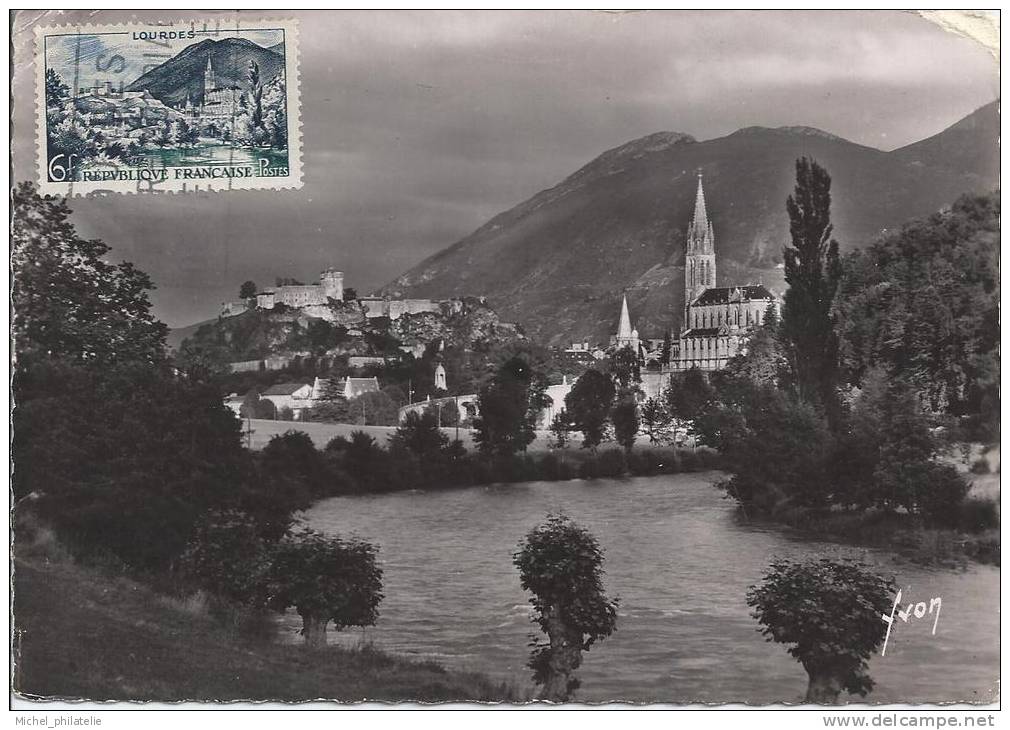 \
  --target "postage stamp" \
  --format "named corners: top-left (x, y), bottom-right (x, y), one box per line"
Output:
top-left (34, 18), bottom-right (301, 195)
